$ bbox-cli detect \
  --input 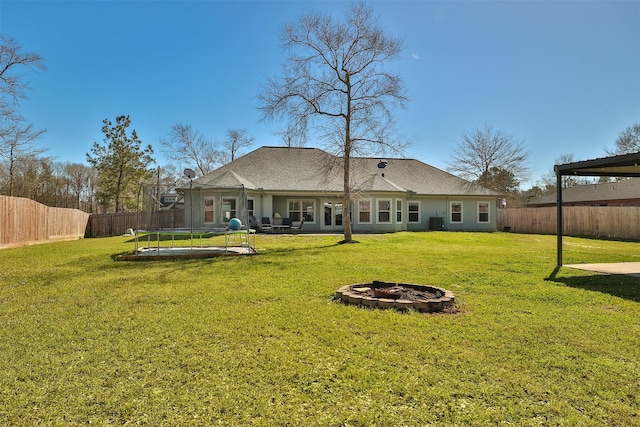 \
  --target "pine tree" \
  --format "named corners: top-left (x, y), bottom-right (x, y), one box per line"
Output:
top-left (86, 115), bottom-right (154, 212)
